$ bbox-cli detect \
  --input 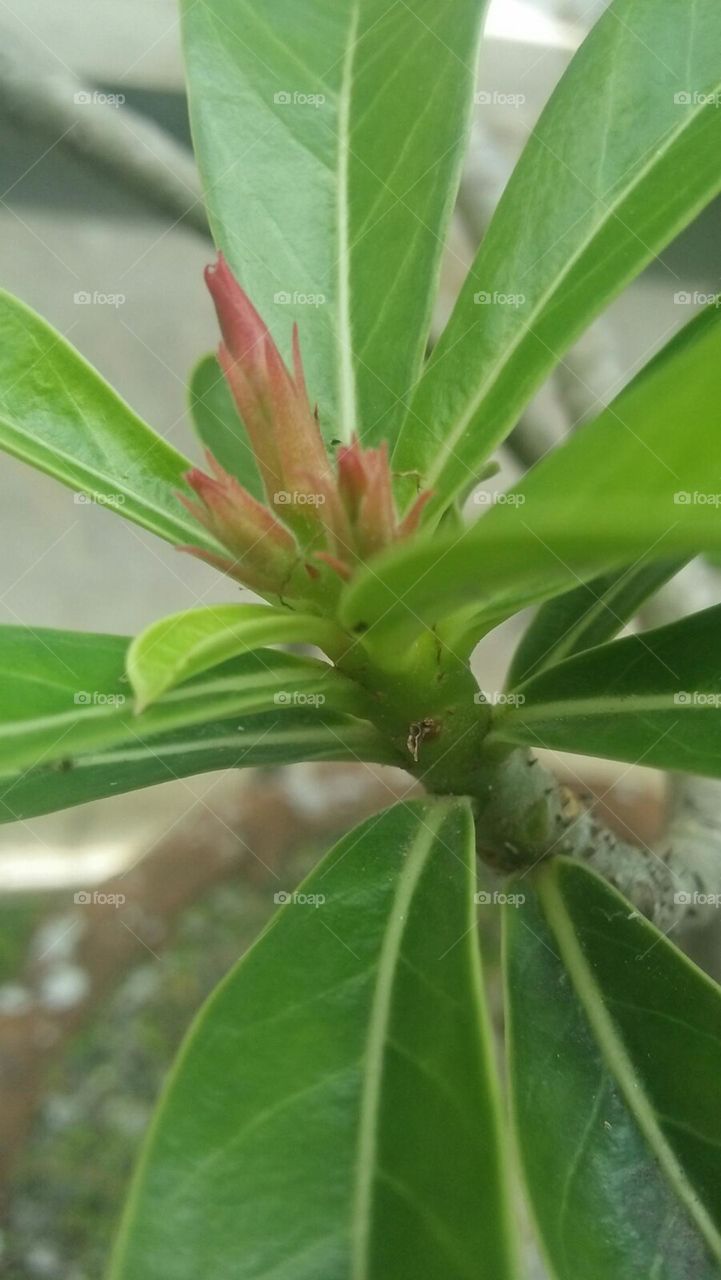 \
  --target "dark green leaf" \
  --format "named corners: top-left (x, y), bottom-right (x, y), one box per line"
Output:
top-left (110, 799), bottom-right (516, 1280)
top-left (506, 558), bottom-right (685, 688)
top-left (491, 602), bottom-right (721, 777)
top-left (504, 857), bottom-right (721, 1279)
top-left (0, 709), bottom-right (392, 824)
top-left (392, 0), bottom-right (721, 514)
top-left (0, 627), bottom-right (369, 775)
